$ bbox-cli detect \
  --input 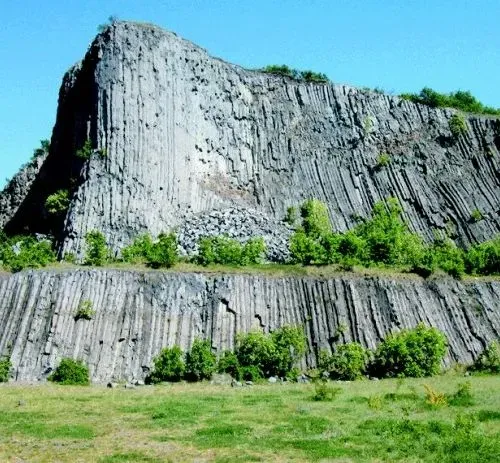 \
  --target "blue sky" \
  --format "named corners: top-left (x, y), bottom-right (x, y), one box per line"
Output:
top-left (1, 0), bottom-right (499, 188)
